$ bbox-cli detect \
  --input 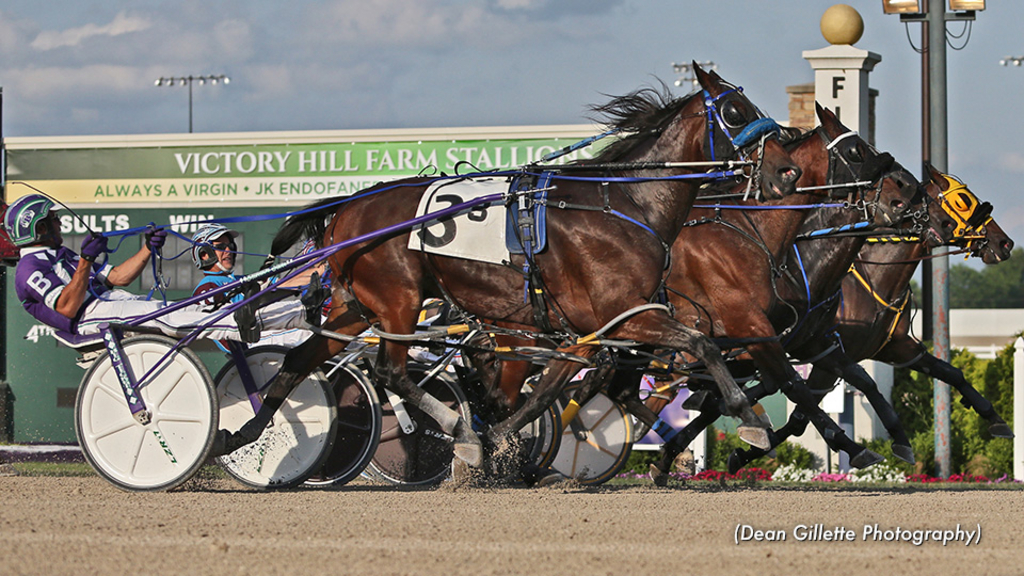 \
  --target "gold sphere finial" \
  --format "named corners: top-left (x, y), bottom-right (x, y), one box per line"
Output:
top-left (820, 4), bottom-right (864, 45)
